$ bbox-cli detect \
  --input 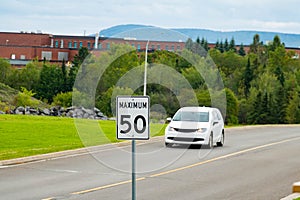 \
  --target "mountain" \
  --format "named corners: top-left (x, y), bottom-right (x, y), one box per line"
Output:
top-left (99, 24), bottom-right (300, 48)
